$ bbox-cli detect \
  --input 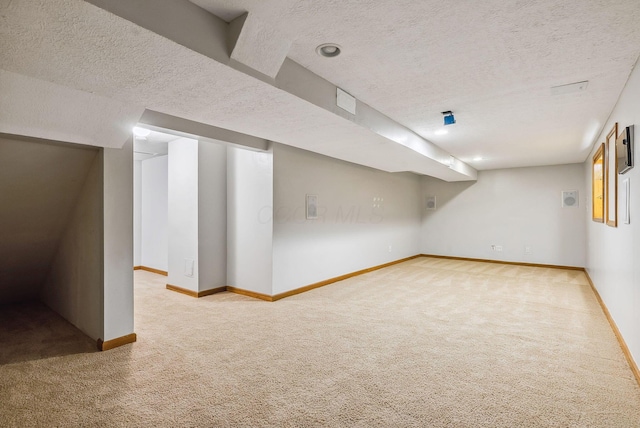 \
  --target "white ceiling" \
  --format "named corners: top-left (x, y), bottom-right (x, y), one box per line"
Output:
top-left (0, 0), bottom-right (466, 180)
top-left (1, 0), bottom-right (639, 177)
top-left (192, 0), bottom-right (640, 170)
